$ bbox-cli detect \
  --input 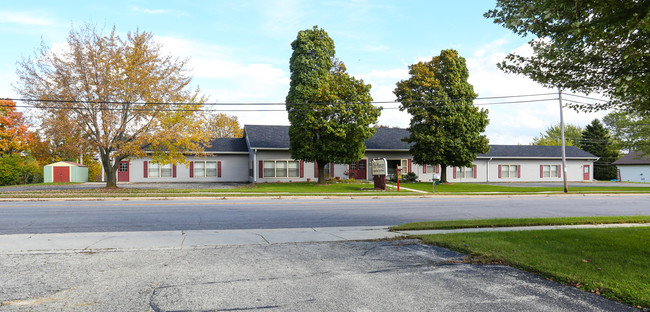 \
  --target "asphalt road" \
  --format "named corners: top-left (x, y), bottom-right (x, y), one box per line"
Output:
top-left (1, 194), bottom-right (649, 235)
top-left (0, 240), bottom-right (632, 312)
